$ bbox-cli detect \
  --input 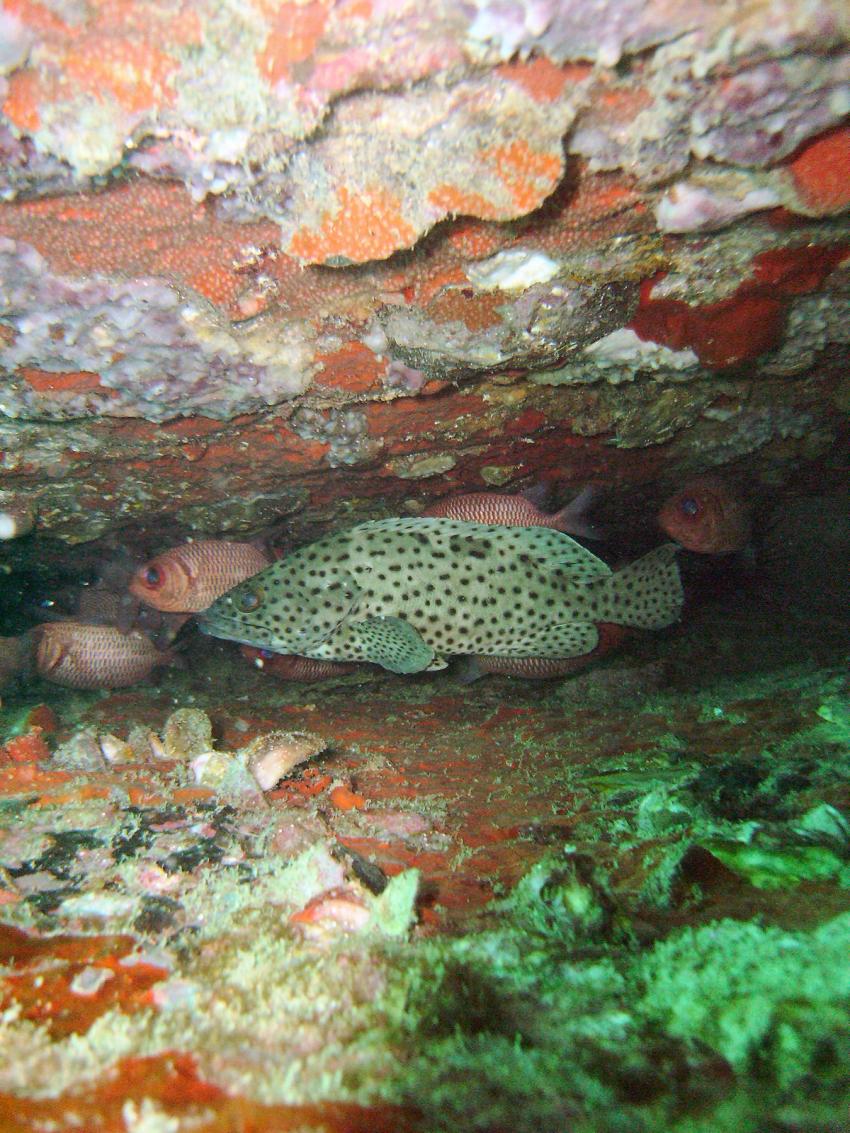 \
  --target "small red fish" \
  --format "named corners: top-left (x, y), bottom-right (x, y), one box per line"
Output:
top-left (240, 646), bottom-right (360, 681)
top-left (657, 476), bottom-right (752, 554)
top-left (35, 623), bottom-right (170, 689)
top-left (467, 624), bottom-right (631, 680)
top-left (422, 485), bottom-right (602, 539)
top-left (129, 540), bottom-right (270, 613)
top-left (76, 584), bottom-right (190, 645)
top-left (75, 586), bottom-right (132, 625)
